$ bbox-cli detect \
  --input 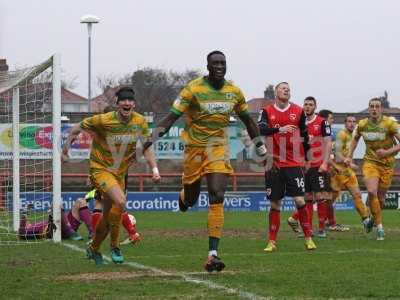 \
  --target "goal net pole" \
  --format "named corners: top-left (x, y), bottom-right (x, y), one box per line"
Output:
top-left (52, 53), bottom-right (62, 243)
top-left (12, 87), bottom-right (20, 231)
